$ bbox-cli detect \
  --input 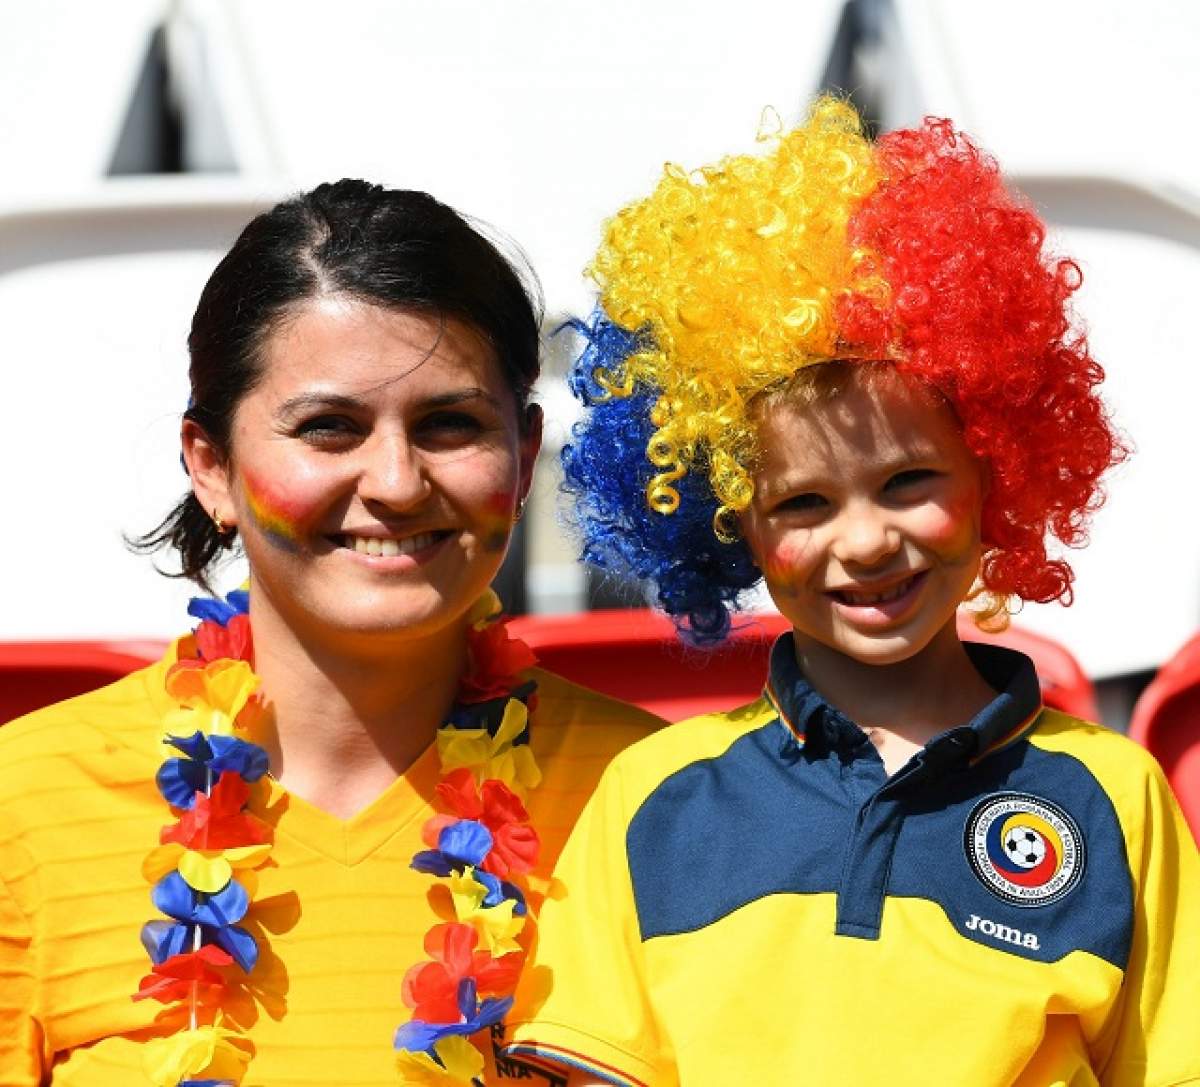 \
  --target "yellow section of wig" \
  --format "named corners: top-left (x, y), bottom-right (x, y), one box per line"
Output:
top-left (590, 97), bottom-right (881, 526)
